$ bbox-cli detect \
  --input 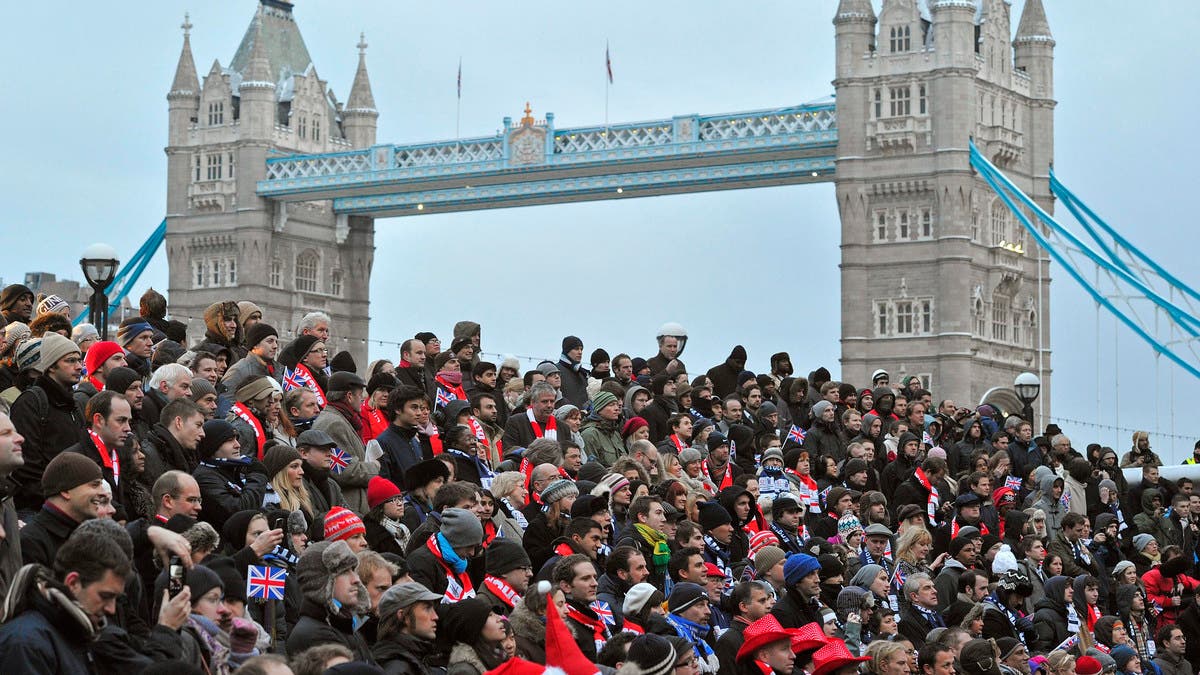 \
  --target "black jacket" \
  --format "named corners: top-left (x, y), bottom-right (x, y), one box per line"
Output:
top-left (9, 376), bottom-right (87, 511)
top-left (142, 423), bottom-right (198, 477)
top-left (0, 582), bottom-right (95, 674)
top-left (20, 503), bottom-right (78, 568)
top-left (501, 413), bottom-right (555, 450)
top-left (374, 632), bottom-right (435, 675)
top-left (770, 589), bottom-right (822, 629)
top-left (640, 397), bottom-right (676, 444)
top-left (286, 598), bottom-right (373, 662)
top-left (898, 603), bottom-right (940, 648)
top-left (556, 359), bottom-right (589, 408)
top-left (377, 425), bottom-right (433, 485)
top-left (192, 459), bottom-right (269, 528)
